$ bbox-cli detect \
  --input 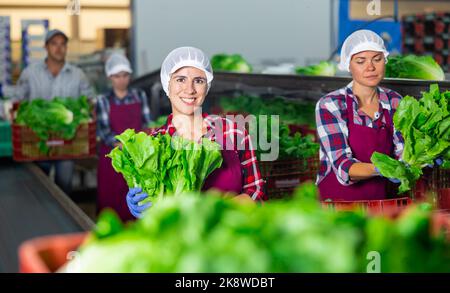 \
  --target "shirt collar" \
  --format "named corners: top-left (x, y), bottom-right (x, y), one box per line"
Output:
top-left (109, 89), bottom-right (133, 101)
top-left (345, 81), bottom-right (391, 111)
top-left (42, 59), bottom-right (71, 73)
